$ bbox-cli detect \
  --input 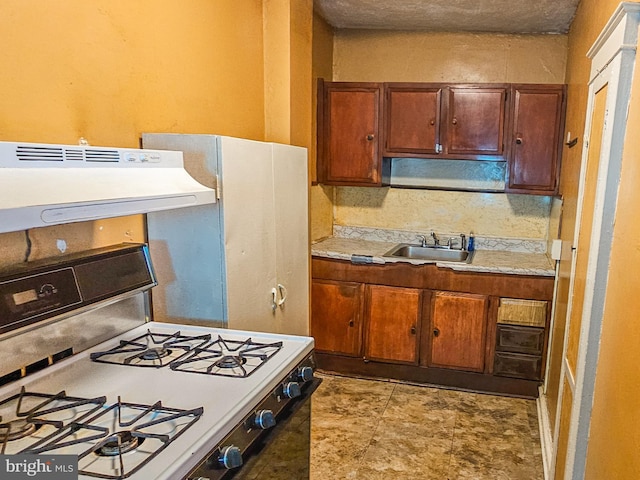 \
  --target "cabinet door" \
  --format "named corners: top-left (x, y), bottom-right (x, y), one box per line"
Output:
top-left (507, 85), bottom-right (566, 194)
top-left (311, 280), bottom-right (364, 356)
top-left (364, 285), bottom-right (421, 364)
top-left (429, 291), bottom-right (488, 372)
top-left (219, 137), bottom-right (279, 332)
top-left (320, 82), bottom-right (386, 186)
top-left (271, 143), bottom-right (309, 336)
top-left (445, 86), bottom-right (508, 159)
top-left (383, 84), bottom-right (443, 156)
